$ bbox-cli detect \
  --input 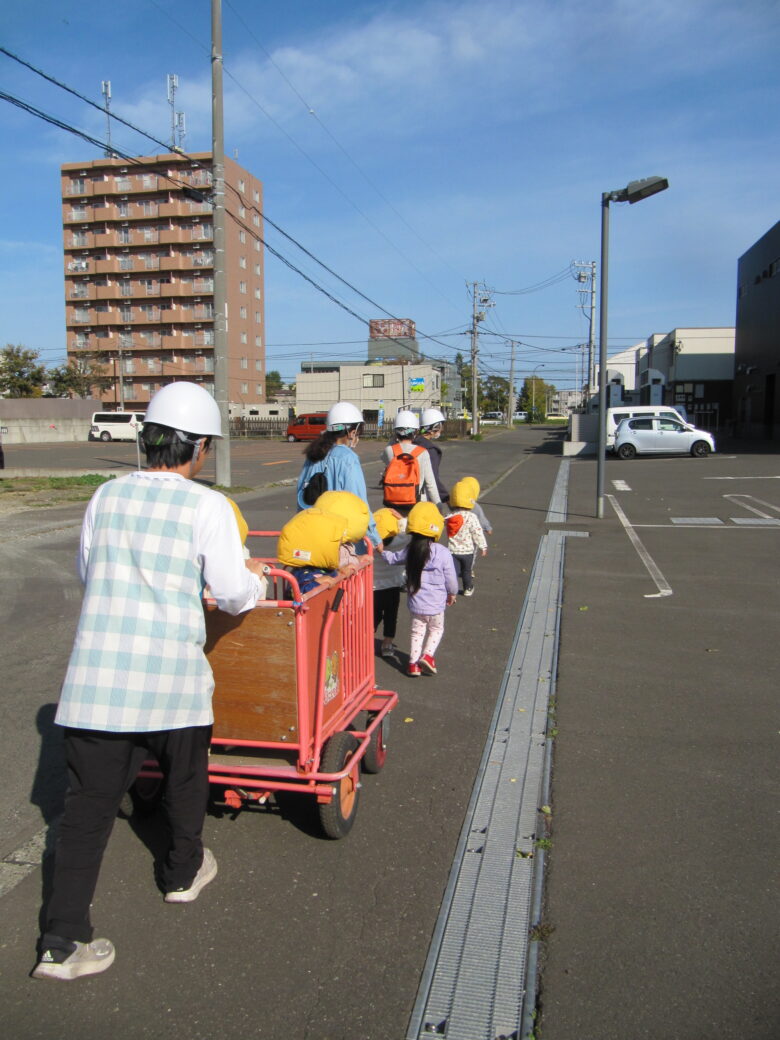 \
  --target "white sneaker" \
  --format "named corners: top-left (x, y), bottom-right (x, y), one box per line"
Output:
top-left (463, 587), bottom-right (474, 597)
top-left (165, 848), bottom-right (218, 903)
top-left (33, 938), bottom-right (115, 981)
